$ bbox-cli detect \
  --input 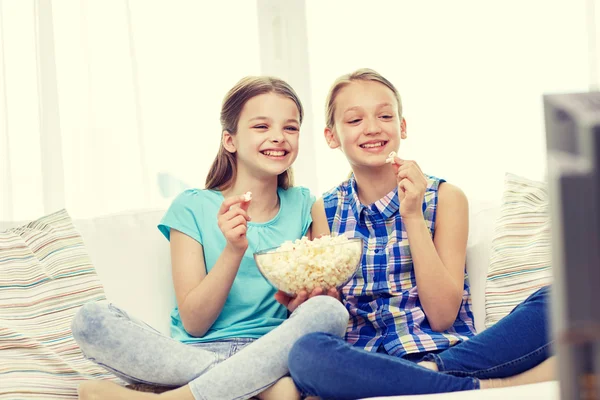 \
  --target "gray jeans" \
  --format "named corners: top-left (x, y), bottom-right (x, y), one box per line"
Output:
top-left (71, 296), bottom-right (349, 400)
